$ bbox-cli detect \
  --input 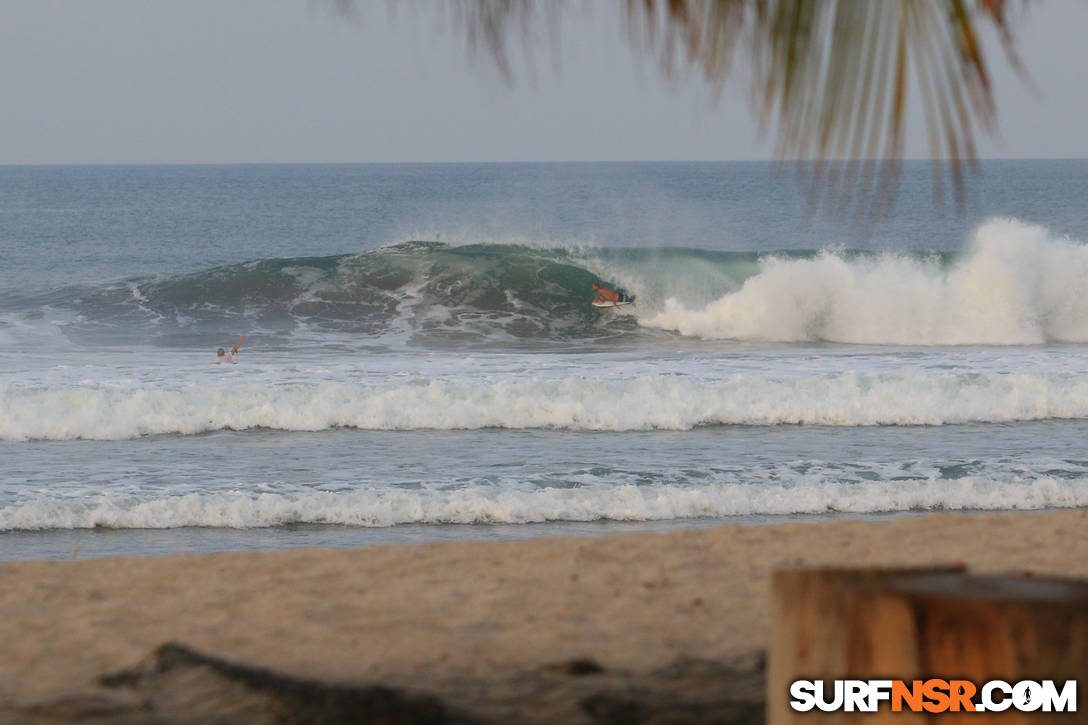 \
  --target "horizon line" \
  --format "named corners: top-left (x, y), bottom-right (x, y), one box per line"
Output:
top-left (2, 157), bottom-right (1086, 167)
